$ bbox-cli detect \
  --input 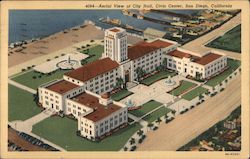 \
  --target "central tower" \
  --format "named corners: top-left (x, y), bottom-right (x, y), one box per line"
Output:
top-left (104, 27), bottom-right (128, 63)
